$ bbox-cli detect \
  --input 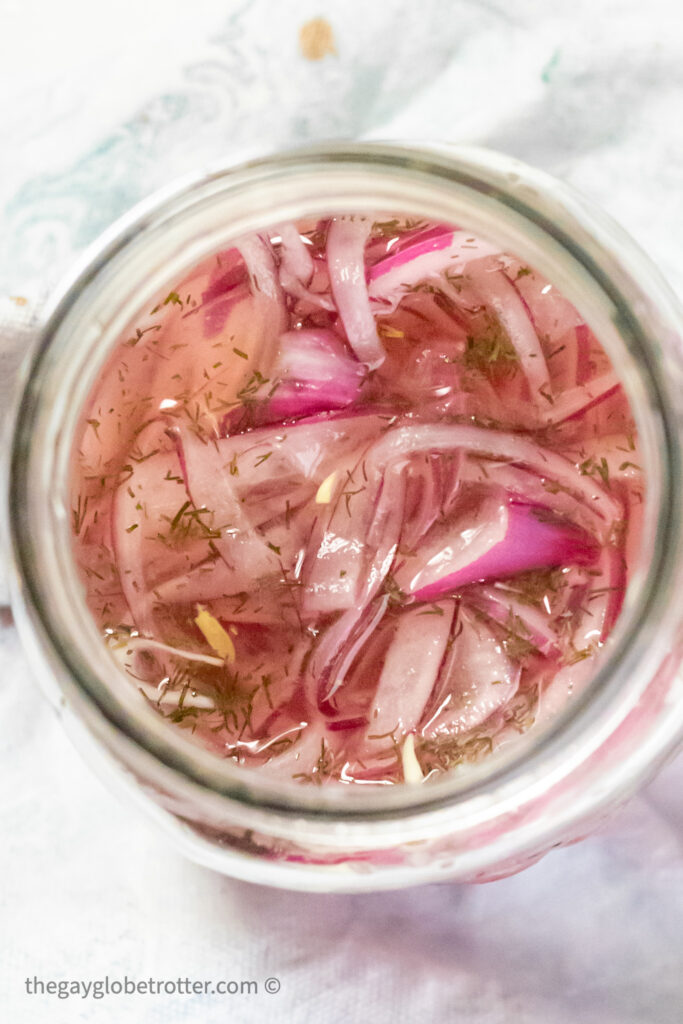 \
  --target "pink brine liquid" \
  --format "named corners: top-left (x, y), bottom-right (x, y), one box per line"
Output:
top-left (71, 215), bottom-right (644, 785)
